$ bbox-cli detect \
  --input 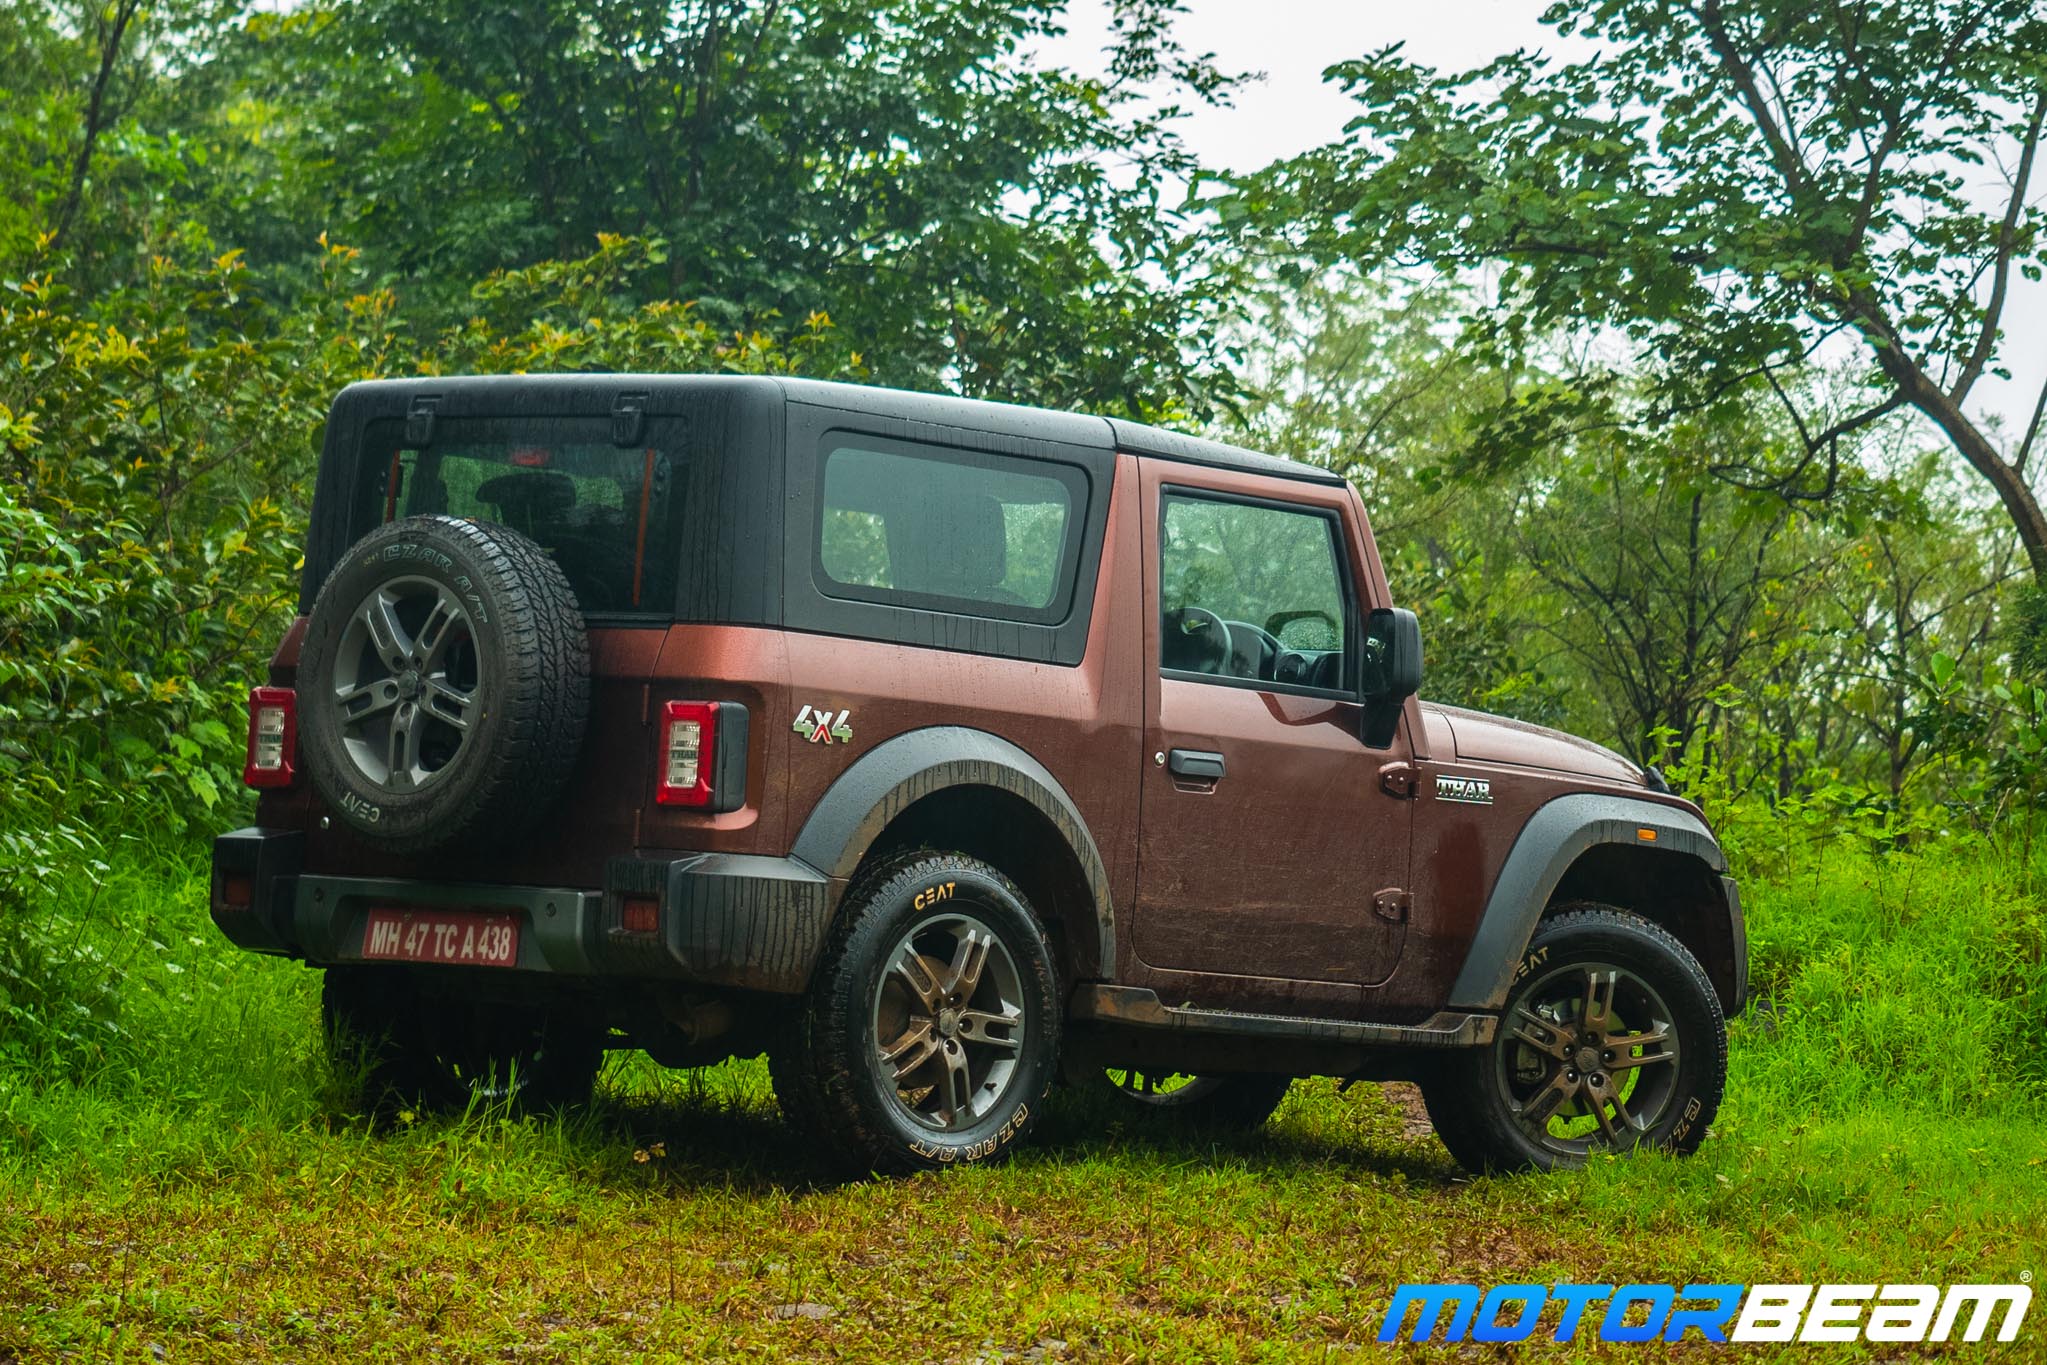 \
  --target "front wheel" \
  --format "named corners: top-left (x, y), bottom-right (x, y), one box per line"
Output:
top-left (1421, 906), bottom-right (1726, 1173)
top-left (770, 852), bottom-right (1060, 1175)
